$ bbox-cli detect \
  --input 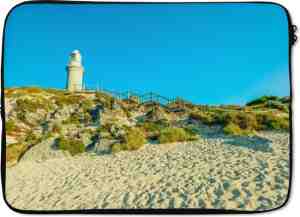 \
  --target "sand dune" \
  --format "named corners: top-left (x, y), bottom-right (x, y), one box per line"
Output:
top-left (5, 132), bottom-right (289, 211)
